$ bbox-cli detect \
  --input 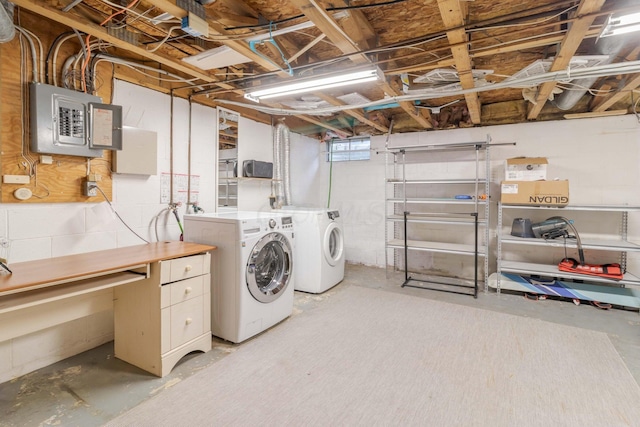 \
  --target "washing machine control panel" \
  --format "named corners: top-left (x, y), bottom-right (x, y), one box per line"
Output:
top-left (327, 210), bottom-right (340, 220)
top-left (281, 216), bottom-right (294, 230)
